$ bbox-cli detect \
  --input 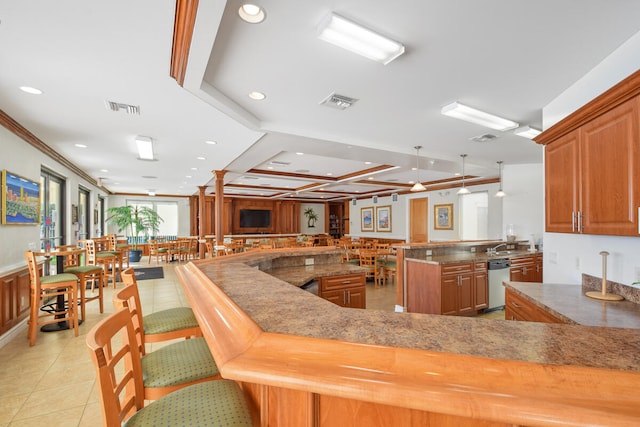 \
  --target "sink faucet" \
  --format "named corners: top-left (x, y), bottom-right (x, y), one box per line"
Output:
top-left (487, 243), bottom-right (507, 255)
